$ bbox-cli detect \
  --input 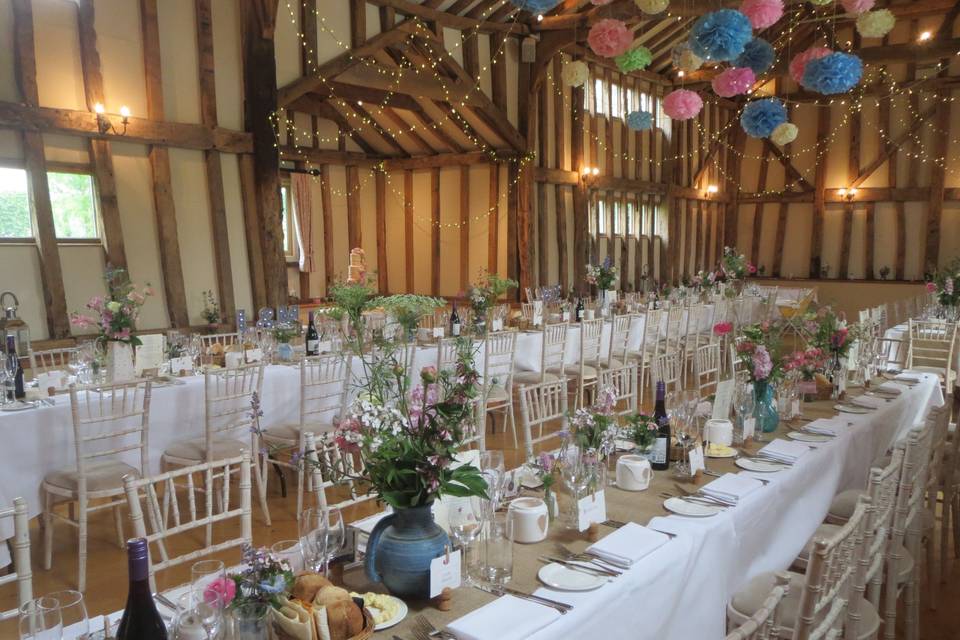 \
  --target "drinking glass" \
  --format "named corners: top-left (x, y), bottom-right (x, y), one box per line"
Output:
top-left (447, 496), bottom-right (483, 585)
top-left (174, 589), bottom-right (224, 640)
top-left (300, 507), bottom-right (345, 575)
top-left (480, 450), bottom-right (505, 512)
top-left (18, 597), bottom-right (62, 640)
top-left (479, 512), bottom-right (513, 587)
top-left (270, 539), bottom-right (306, 572)
top-left (191, 559), bottom-right (226, 595)
top-left (231, 603), bottom-right (270, 640)
top-left (3, 354), bottom-right (18, 403)
top-left (188, 334), bottom-right (203, 371)
top-left (46, 590), bottom-right (87, 638)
